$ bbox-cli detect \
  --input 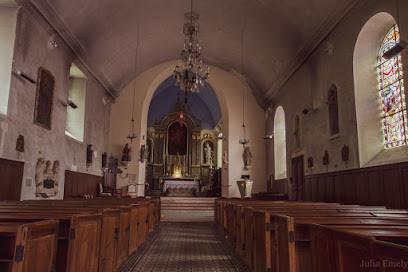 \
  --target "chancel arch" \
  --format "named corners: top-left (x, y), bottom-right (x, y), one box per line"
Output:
top-left (274, 106), bottom-right (287, 179)
top-left (145, 75), bottom-right (222, 196)
top-left (353, 12), bottom-right (408, 167)
top-left (109, 61), bottom-right (266, 198)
